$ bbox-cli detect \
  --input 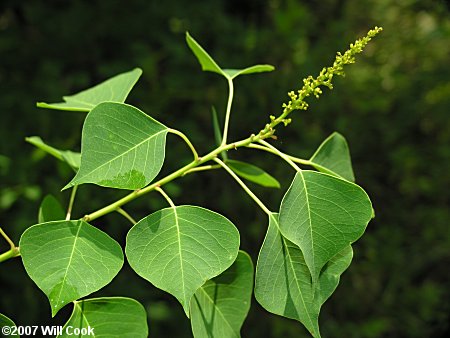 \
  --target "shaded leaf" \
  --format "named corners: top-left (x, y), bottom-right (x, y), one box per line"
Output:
top-left (211, 106), bottom-right (227, 160)
top-left (126, 205), bottom-right (240, 316)
top-left (0, 313), bottom-right (19, 337)
top-left (61, 152), bottom-right (81, 171)
top-left (186, 32), bottom-right (274, 80)
top-left (64, 102), bottom-right (168, 190)
top-left (26, 136), bottom-right (80, 170)
top-left (37, 68), bottom-right (142, 112)
top-left (190, 250), bottom-right (253, 338)
top-left (309, 132), bottom-right (355, 182)
top-left (279, 170), bottom-right (372, 282)
top-left (255, 213), bottom-right (353, 338)
top-left (226, 159), bottom-right (280, 188)
top-left (186, 32), bottom-right (223, 76)
top-left (38, 194), bottom-right (65, 223)
top-left (19, 220), bottom-right (124, 316)
top-left (58, 297), bottom-right (148, 338)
